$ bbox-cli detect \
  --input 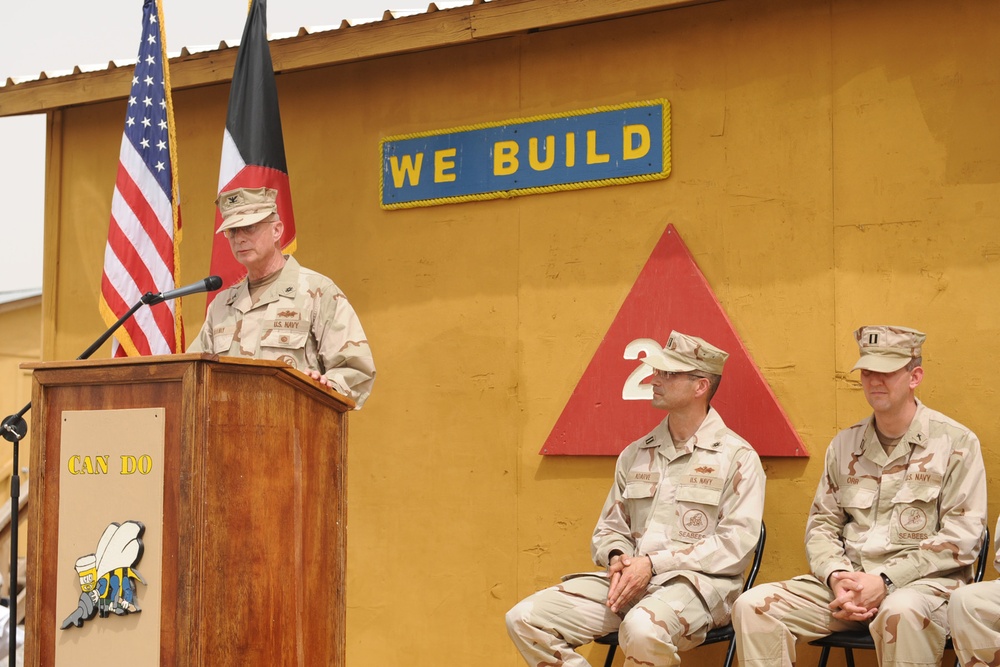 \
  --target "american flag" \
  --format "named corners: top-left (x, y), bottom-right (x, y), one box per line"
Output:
top-left (209, 0), bottom-right (296, 303)
top-left (99, 0), bottom-right (183, 356)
